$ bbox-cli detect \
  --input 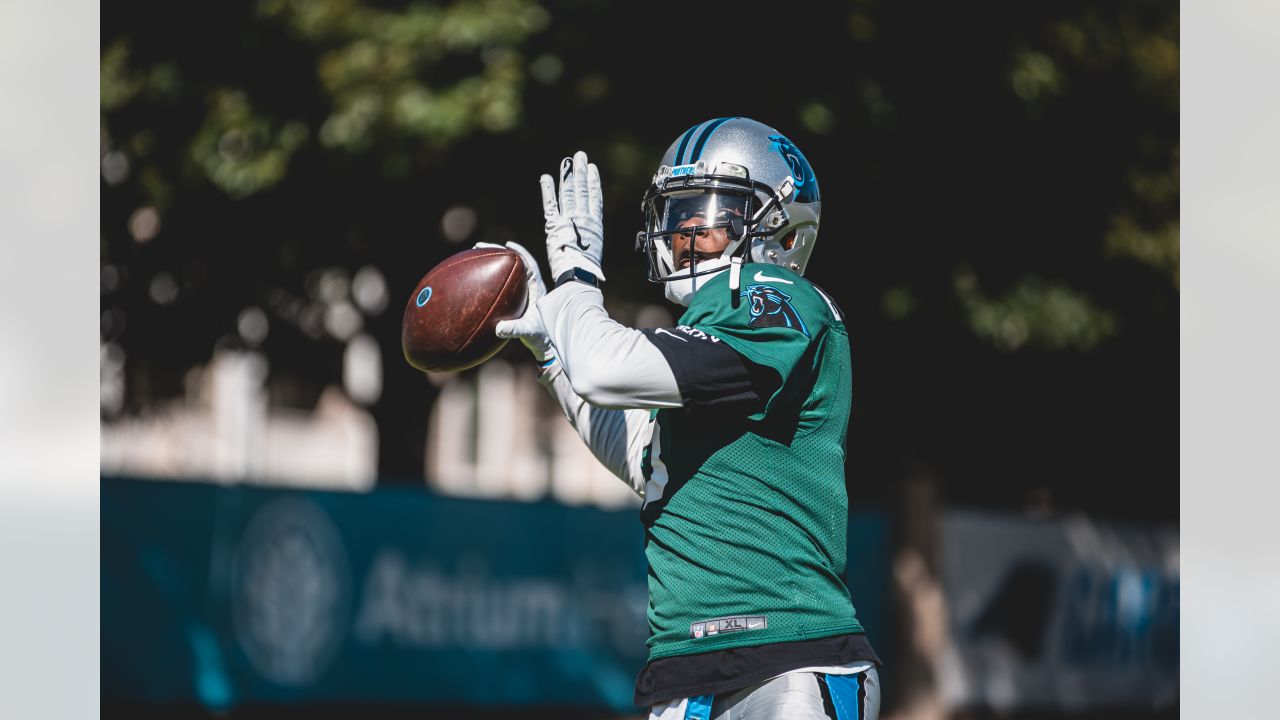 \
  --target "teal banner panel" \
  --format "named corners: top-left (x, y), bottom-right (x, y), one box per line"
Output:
top-left (102, 477), bottom-right (888, 712)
